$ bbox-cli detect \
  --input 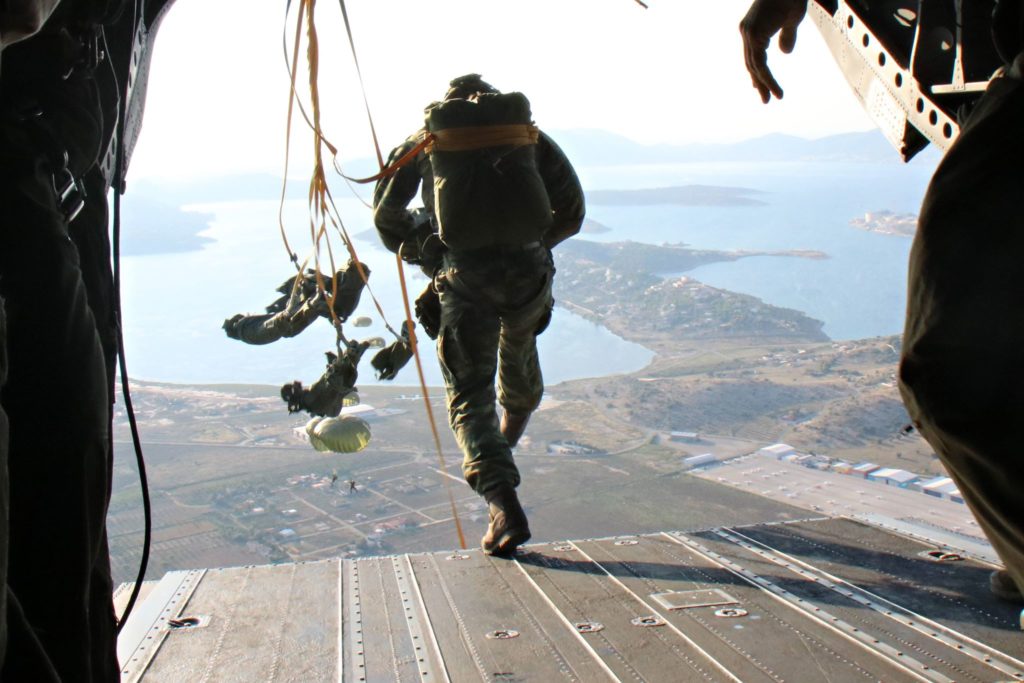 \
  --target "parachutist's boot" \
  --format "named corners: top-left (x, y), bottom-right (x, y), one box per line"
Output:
top-left (990, 570), bottom-right (1024, 604)
top-left (481, 485), bottom-right (531, 557)
top-left (222, 314), bottom-right (245, 339)
top-left (500, 411), bottom-right (531, 448)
